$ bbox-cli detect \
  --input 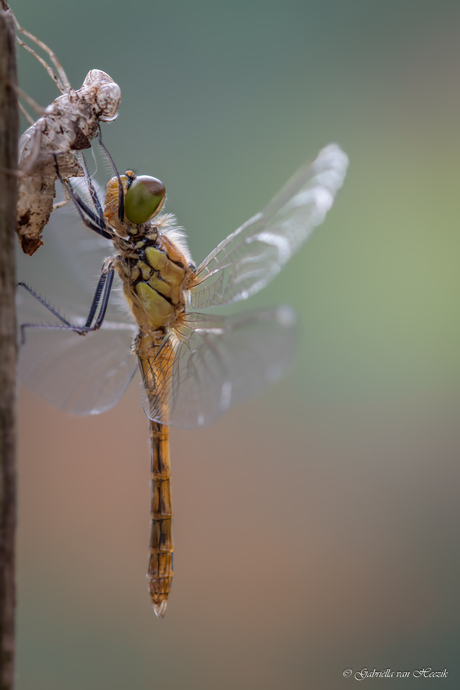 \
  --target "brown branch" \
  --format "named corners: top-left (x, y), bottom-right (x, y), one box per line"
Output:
top-left (0, 5), bottom-right (18, 690)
